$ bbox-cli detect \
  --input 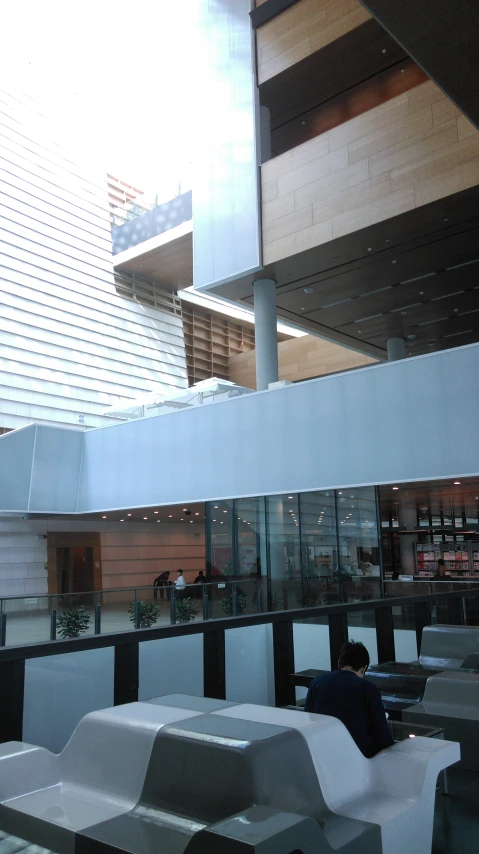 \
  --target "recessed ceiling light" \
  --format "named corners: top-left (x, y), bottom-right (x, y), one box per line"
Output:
top-left (454, 308), bottom-right (459, 312)
top-left (183, 508), bottom-right (187, 512)
top-left (195, 512), bottom-right (200, 516)
top-left (143, 517), bottom-right (148, 520)
top-left (127, 513), bottom-right (132, 516)
top-left (400, 68), bottom-right (405, 73)
top-left (157, 520), bottom-right (161, 523)
top-left (392, 486), bottom-right (399, 490)
top-left (392, 260), bottom-right (397, 264)
top-left (223, 510), bottom-right (227, 513)
top-left (220, 521), bottom-right (223, 524)
top-left (443, 217), bottom-right (449, 222)
top-left (213, 519), bottom-right (216, 522)
top-left (333, 256), bottom-right (339, 261)
top-left (288, 496), bottom-right (293, 499)
top-left (407, 334), bottom-right (416, 339)
top-left (385, 238), bottom-right (391, 243)
top-left (214, 506), bottom-right (219, 509)
top-left (304, 287), bottom-right (314, 294)
top-left (120, 519), bottom-right (124, 522)
top-left (301, 120), bottom-right (306, 126)
top-left (367, 247), bottom-right (372, 252)
top-left (102, 515), bottom-right (107, 519)
top-left (401, 311), bottom-right (407, 315)
top-left (382, 48), bottom-right (387, 54)
top-left (454, 481), bottom-right (461, 485)
top-left (338, 491), bottom-right (342, 494)
top-left (190, 520), bottom-right (194, 523)
top-left (301, 307), bottom-right (306, 311)
top-left (419, 291), bottom-right (424, 295)
top-left (154, 510), bottom-right (158, 514)
top-left (168, 514), bottom-right (173, 518)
